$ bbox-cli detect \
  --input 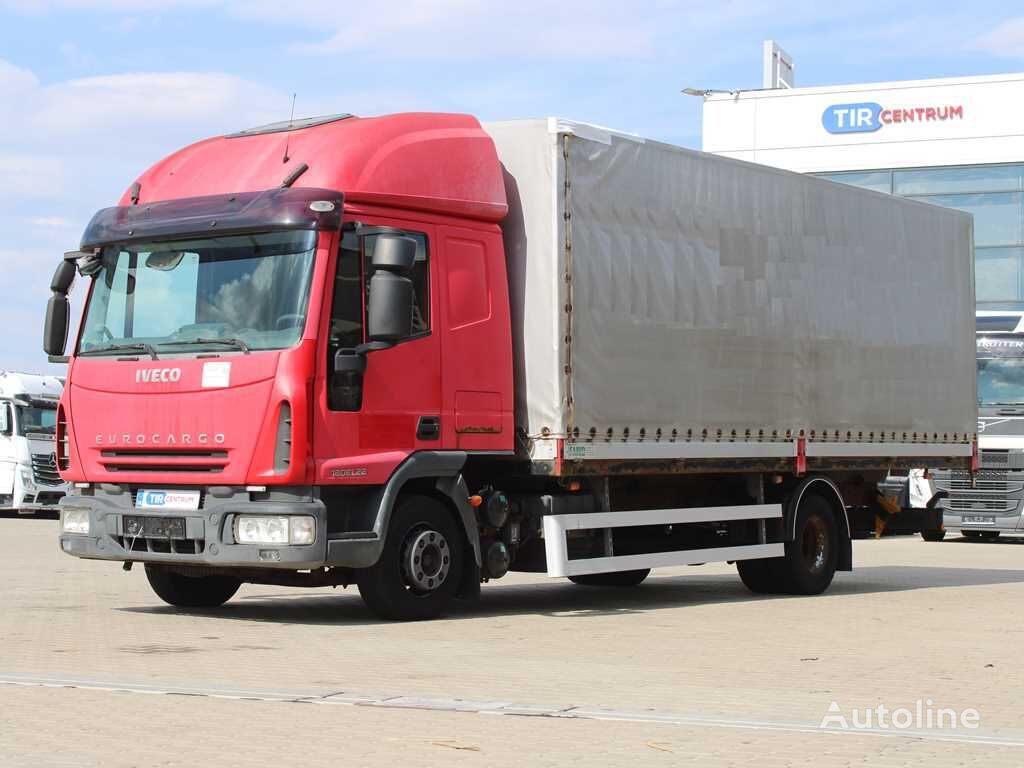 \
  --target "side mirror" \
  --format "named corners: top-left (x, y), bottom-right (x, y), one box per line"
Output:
top-left (44, 294), bottom-right (70, 358)
top-left (367, 271), bottom-right (414, 343)
top-left (0, 405), bottom-right (10, 436)
top-left (366, 234), bottom-right (417, 344)
top-left (52, 259), bottom-right (77, 294)
top-left (371, 234), bottom-right (417, 271)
